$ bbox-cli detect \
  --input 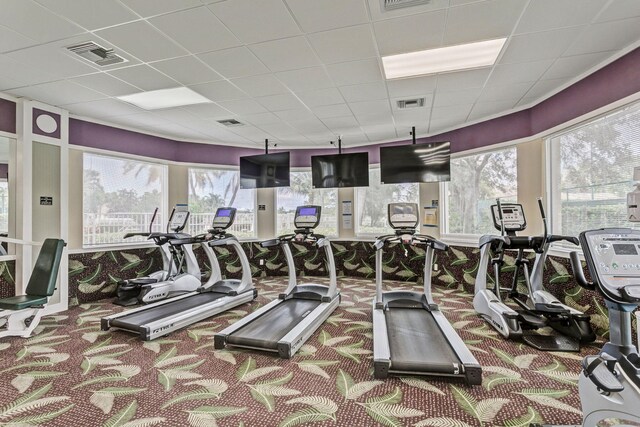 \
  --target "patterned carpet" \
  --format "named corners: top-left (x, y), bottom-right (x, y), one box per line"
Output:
top-left (0, 277), bottom-right (607, 427)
